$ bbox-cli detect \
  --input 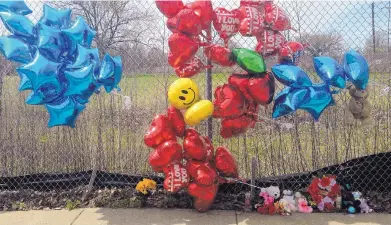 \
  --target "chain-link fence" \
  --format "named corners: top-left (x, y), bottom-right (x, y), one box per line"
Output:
top-left (1, 0), bottom-right (391, 211)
